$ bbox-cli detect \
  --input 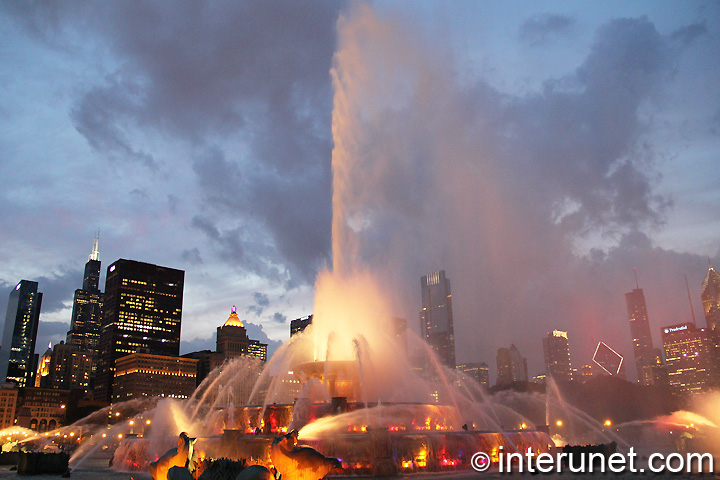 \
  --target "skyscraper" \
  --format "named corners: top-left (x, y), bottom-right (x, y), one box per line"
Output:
top-left (66, 234), bottom-right (103, 373)
top-left (661, 322), bottom-right (720, 396)
top-left (94, 259), bottom-right (185, 403)
top-left (217, 306), bottom-right (267, 362)
top-left (625, 286), bottom-right (661, 384)
top-left (496, 345), bottom-right (528, 386)
top-left (0, 280), bottom-right (43, 387)
top-left (543, 330), bottom-right (573, 383)
top-left (420, 270), bottom-right (456, 368)
top-left (701, 264), bottom-right (720, 331)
